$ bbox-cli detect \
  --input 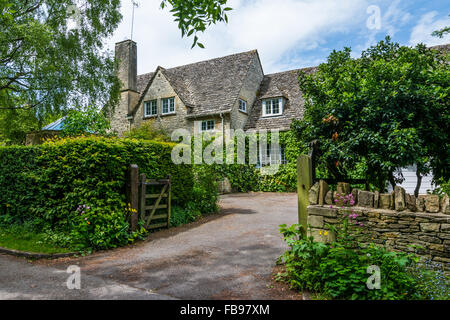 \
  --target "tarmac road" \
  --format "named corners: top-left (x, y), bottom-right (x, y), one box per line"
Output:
top-left (0, 193), bottom-right (300, 300)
